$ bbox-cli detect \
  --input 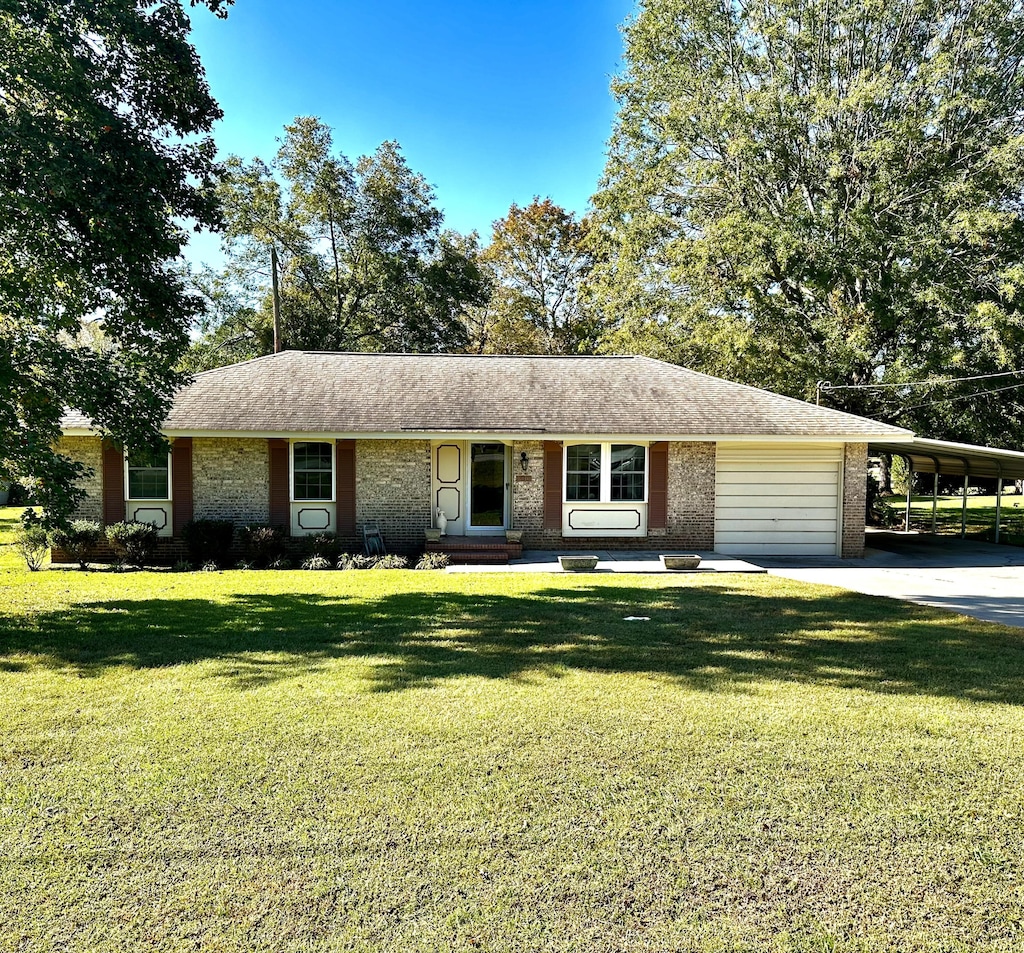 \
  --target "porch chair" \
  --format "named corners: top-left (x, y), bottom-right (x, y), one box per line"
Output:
top-left (362, 521), bottom-right (386, 557)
